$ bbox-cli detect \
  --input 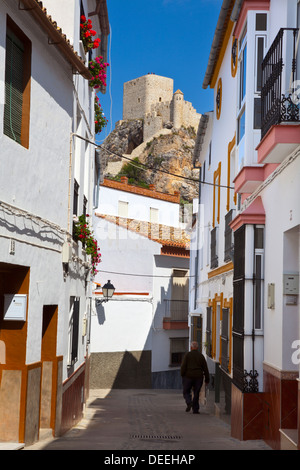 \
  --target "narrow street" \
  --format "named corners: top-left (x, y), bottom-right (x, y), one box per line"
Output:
top-left (24, 389), bottom-right (271, 451)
